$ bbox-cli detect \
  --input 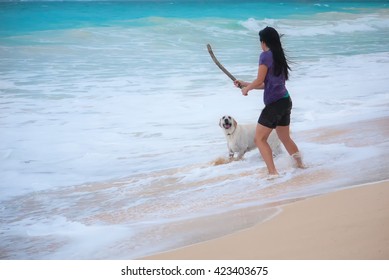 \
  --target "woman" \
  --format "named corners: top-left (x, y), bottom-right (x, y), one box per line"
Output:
top-left (234, 26), bottom-right (304, 177)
